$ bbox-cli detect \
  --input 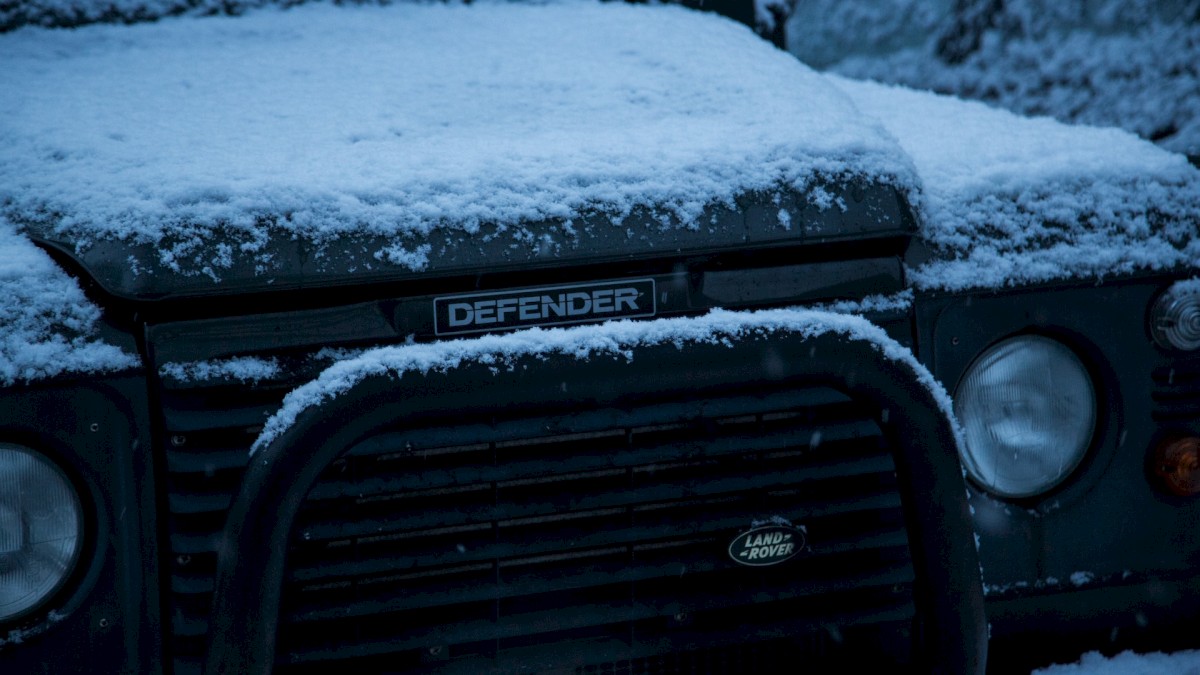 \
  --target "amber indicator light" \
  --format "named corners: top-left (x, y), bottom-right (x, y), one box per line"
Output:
top-left (1152, 437), bottom-right (1200, 497)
